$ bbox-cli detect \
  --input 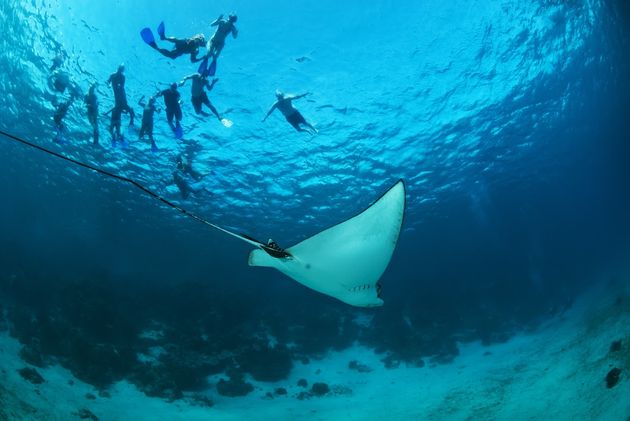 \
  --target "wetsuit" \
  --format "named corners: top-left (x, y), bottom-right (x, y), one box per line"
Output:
top-left (84, 92), bottom-right (99, 144)
top-left (160, 88), bottom-right (182, 126)
top-left (107, 71), bottom-right (135, 125)
top-left (156, 38), bottom-right (201, 61)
